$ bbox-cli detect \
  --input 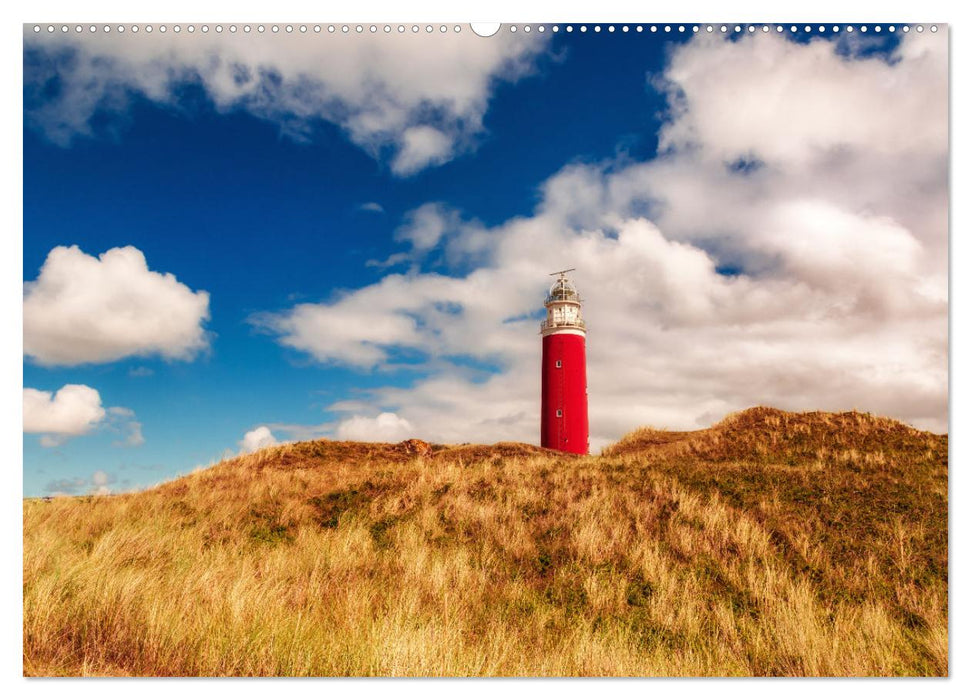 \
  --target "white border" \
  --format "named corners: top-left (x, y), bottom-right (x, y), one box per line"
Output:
top-left (4, 0), bottom-right (964, 697)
